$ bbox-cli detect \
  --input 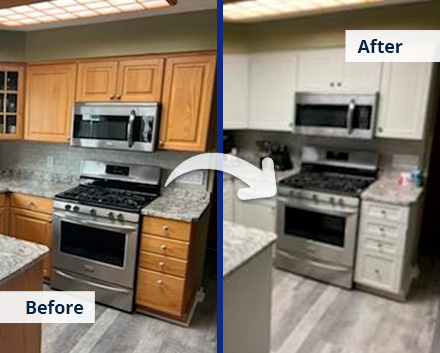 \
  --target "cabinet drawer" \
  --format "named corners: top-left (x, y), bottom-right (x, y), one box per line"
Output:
top-left (360, 218), bottom-right (406, 243)
top-left (140, 234), bottom-right (189, 260)
top-left (362, 201), bottom-right (408, 224)
top-left (355, 251), bottom-right (399, 292)
top-left (136, 268), bottom-right (185, 316)
top-left (0, 194), bottom-right (5, 207)
top-left (138, 251), bottom-right (187, 278)
top-left (11, 193), bottom-right (53, 215)
top-left (142, 216), bottom-right (192, 242)
top-left (360, 238), bottom-right (400, 256)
